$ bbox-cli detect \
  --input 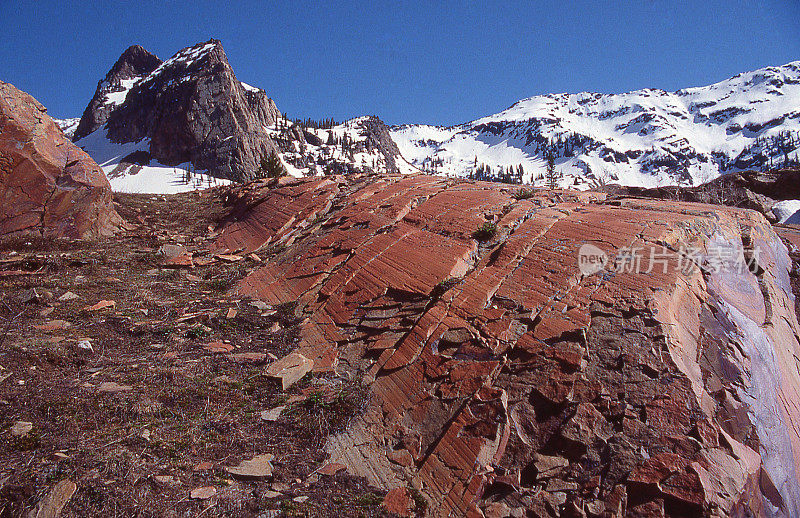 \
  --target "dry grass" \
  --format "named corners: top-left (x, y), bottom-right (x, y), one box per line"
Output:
top-left (0, 191), bottom-right (388, 517)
